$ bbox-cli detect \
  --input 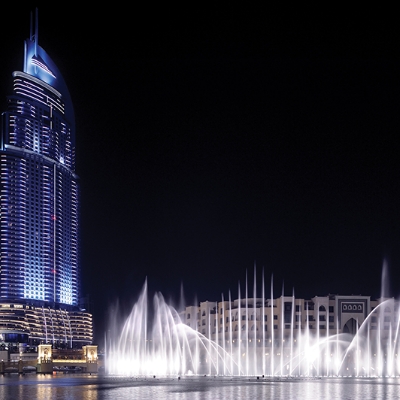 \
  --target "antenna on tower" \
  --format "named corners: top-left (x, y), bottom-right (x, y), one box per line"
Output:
top-left (34, 8), bottom-right (38, 56)
top-left (35, 8), bottom-right (39, 46)
top-left (29, 8), bottom-right (39, 55)
top-left (30, 10), bottom-right (33, 39)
